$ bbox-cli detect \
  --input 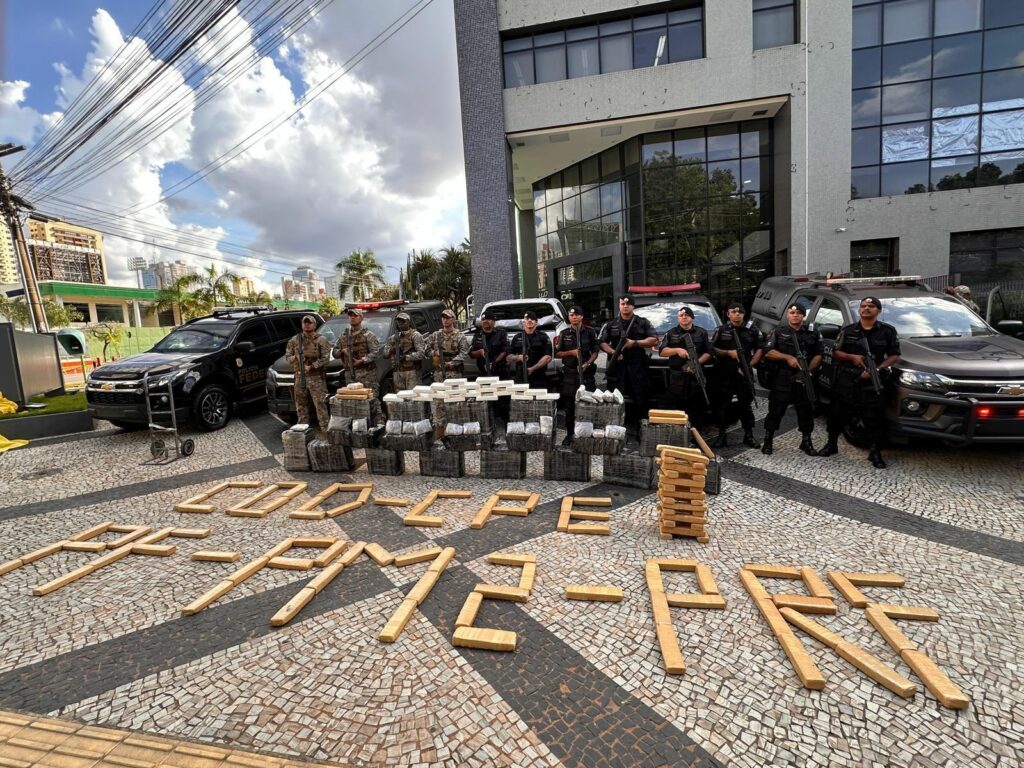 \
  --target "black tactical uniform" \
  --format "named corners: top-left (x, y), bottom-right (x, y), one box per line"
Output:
top-left (658, 324), bottom-right (712, 424)
top-left (470, 328), bottom-right (509, 379)
top-left (556, 323), bottom-right (599, 441)
top-left (600, 313), bottom-right (658, 430)
top-left (821, 320), bottom-right (901, 466)
top-left (710, 319), bottom-right (763, 447)
top-left (510, 330), bottom-right (553, 389)
top-left (762, 322), bottom-right (822, 455)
